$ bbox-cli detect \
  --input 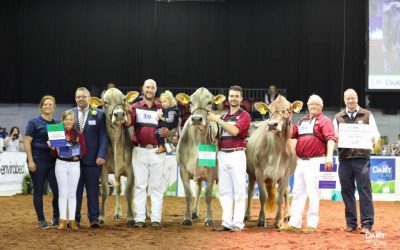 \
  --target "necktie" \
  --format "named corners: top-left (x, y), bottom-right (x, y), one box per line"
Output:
top-left (349, 110), bottom-right (356, 120)
top-left (79, 108), bottom-right (86, 131)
